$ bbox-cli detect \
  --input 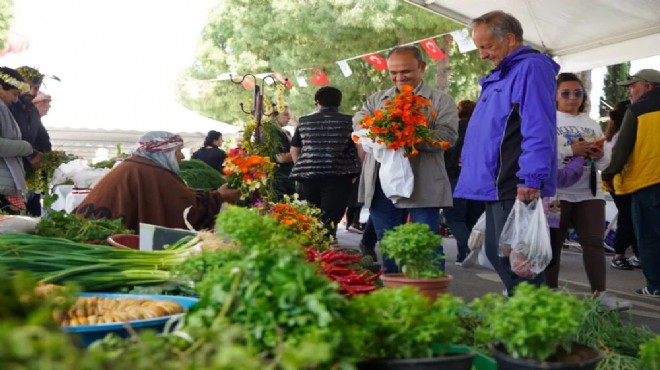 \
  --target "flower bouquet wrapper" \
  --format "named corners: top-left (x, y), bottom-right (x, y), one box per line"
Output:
top-left (353, 129), bottom-right (414, 202)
